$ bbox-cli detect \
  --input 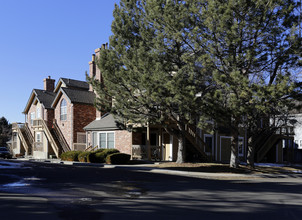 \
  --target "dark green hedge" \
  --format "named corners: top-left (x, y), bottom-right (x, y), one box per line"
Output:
top-left (61, 149), bottom-right (121, 163)
top-left (78, 151), bottom-right (92, 162)
top-left (106, 153), bottom-right (131, 164)
top-left (60, 151), bottom-right (81, 161)
top-left (93, 149), bottom-right (120, 163)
